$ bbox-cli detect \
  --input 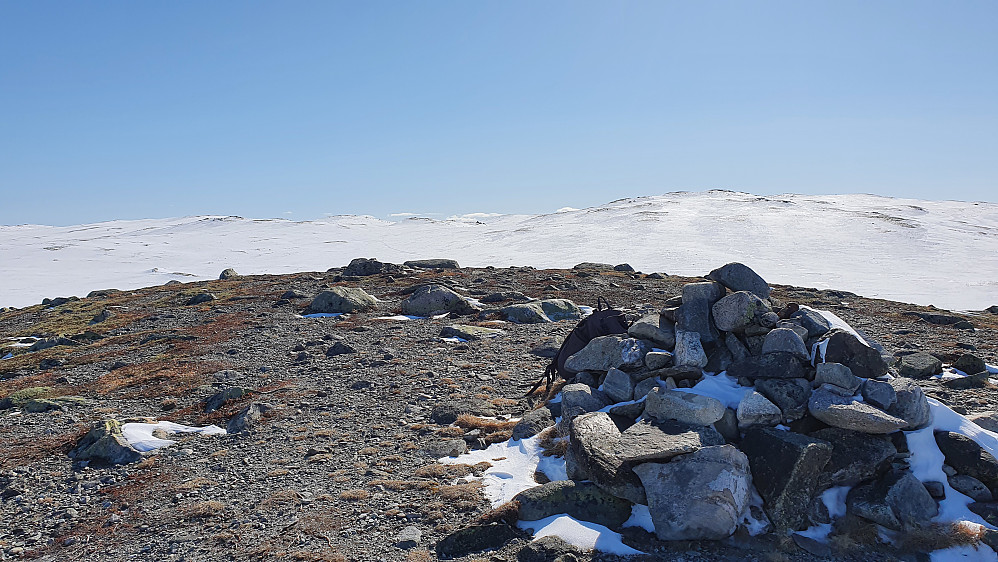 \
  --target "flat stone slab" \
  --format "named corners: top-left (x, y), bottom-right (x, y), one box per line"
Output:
top-left (617, 419), bottom-right (724, 462)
